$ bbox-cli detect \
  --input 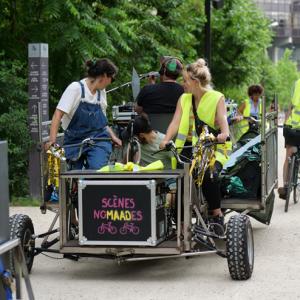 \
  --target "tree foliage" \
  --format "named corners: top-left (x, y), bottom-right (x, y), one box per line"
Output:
top-left (0, 54), bottom-right (31, 196)
top-left (211, 0), bottom-right (272, 89)
top-left (275, 49), bottom-right (300, 109)
top-left (0, 0), bottom-right (286, 196)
